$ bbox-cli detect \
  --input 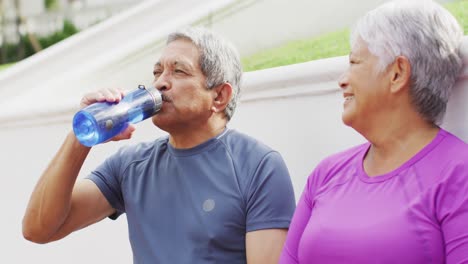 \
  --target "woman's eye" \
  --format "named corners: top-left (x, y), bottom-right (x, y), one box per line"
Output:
top-left (153, 71), bottom-right (162, 77)
top-left (175, 69), bottom-right (186, 74)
